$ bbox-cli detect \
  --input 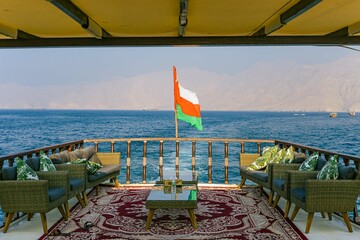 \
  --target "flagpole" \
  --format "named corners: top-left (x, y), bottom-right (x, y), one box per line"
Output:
top-left (173, 66), bottom-right (179, 138)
